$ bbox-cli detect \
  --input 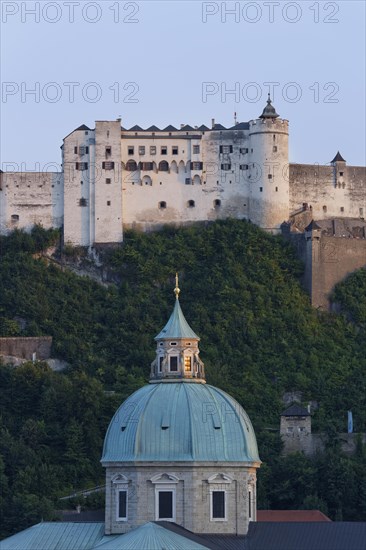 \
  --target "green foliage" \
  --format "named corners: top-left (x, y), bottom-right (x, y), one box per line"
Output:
top-left (1, 222), bottom-right (366, 535)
